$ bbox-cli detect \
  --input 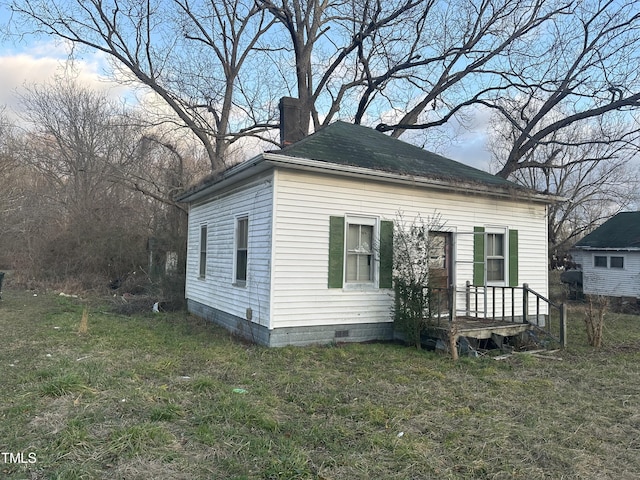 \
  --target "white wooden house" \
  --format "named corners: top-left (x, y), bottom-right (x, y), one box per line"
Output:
top-left (178, 120), bottom-right (554, 346)
top-left (571, 211), bottom-right (640, 298)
